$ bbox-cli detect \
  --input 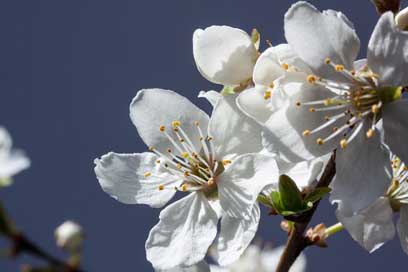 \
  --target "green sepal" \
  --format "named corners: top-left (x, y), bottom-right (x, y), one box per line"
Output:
top-left (257, 194), bottom-right (273, 208)
top-left (220, 85), bottom-right (235, 95)
top-left (0, 177), bottom-right (12, 188)
top-left (377, 86), bottom-right (402, 104)
top-left (251, 28), bottom-right (260, 51)
top-left (279, 175), bottom-right (303, 211)
top-left (304, 187), bottom-right (332, 204)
